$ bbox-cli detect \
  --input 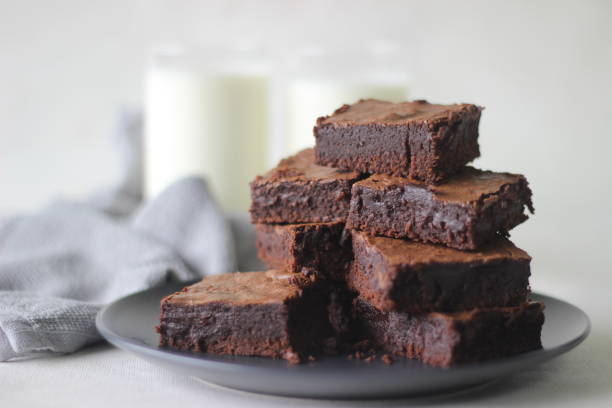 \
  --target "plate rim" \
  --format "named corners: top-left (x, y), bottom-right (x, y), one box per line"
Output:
top-left (95, 285), bottom-right (591, 397)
